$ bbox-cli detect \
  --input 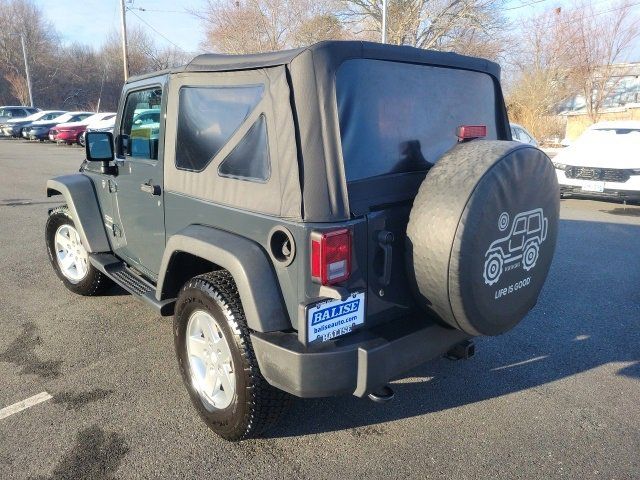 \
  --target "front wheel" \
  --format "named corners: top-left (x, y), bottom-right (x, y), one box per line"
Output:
top-left (45, 206), bottom-right (110, 295)
top-left (173, 271), bottom-right (289, 441)
top-left (483, 252), bottom-right (504, 286)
